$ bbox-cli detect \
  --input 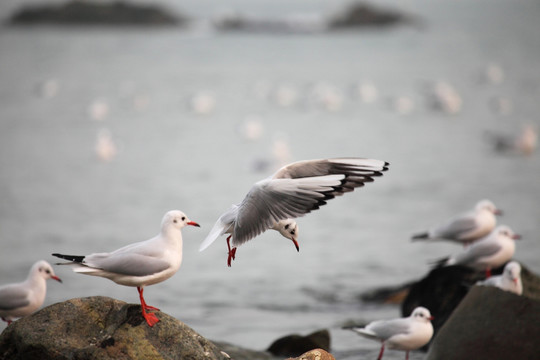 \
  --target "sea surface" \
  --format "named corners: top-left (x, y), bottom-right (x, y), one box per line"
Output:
top-left (1, 1), bottom-right (539, 359)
